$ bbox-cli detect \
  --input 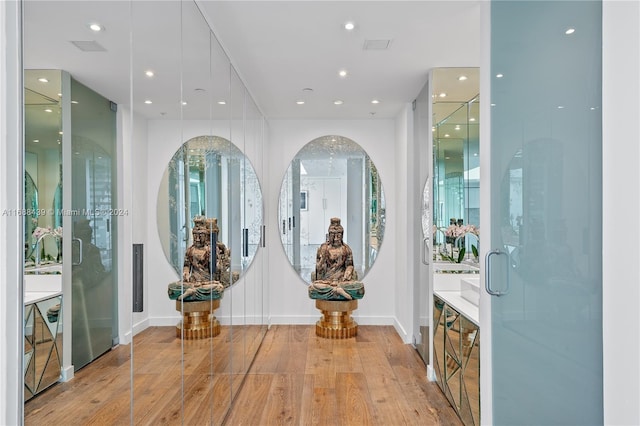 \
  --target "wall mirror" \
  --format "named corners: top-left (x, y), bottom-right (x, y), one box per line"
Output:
top-left (24, 69), bottom-right (63, 269)
top-left (431, 68), bottom-right (480, 260)
top-left (157, 135), bottom-right (263, 279)
top-left (279, 135), bottom-right (385, 283)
